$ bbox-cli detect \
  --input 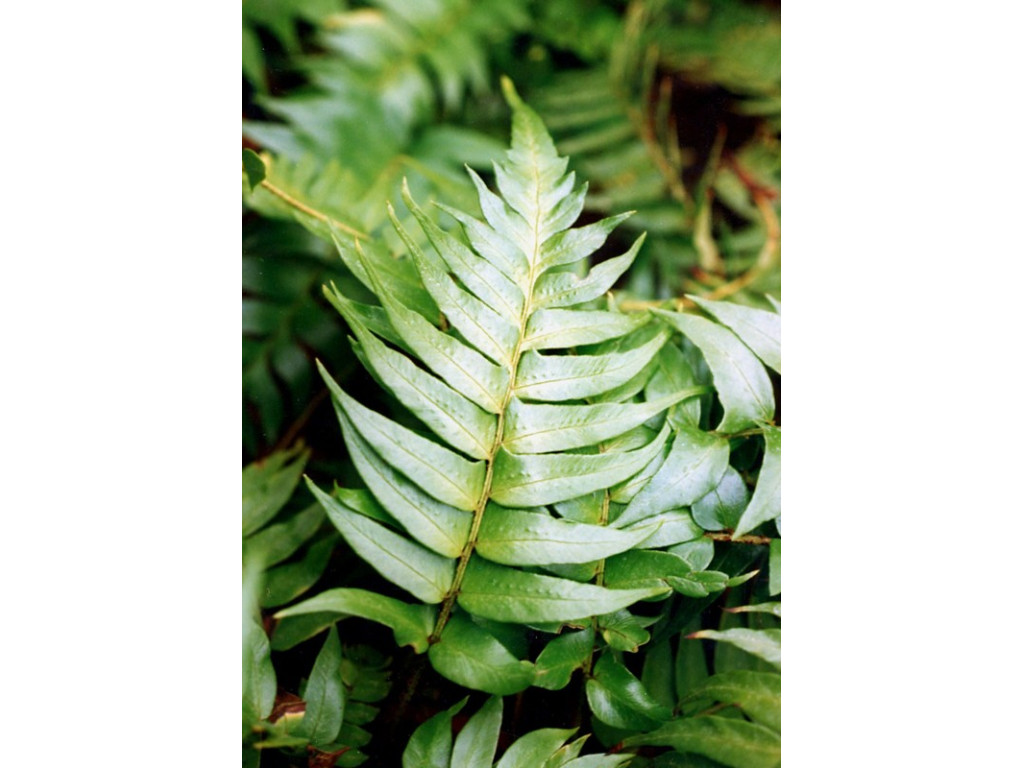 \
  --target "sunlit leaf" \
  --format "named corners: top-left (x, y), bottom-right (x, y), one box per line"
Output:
top-left (690, 296), bottom-right (781, 374)
top-left (614, 425), bottom-right (729, 528)
top-left (689, 628), bottom-right (781, 669)
top-left (654, 311), bottom-right (774, 432)
top-left (310, 480), bottom-right (454, 603)
top-left (491, 423), bottom-right (670, 507)
top-left (476, 506), bottom-right (655, 565)
top-left (503, 392), bottom-right (696, 454)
